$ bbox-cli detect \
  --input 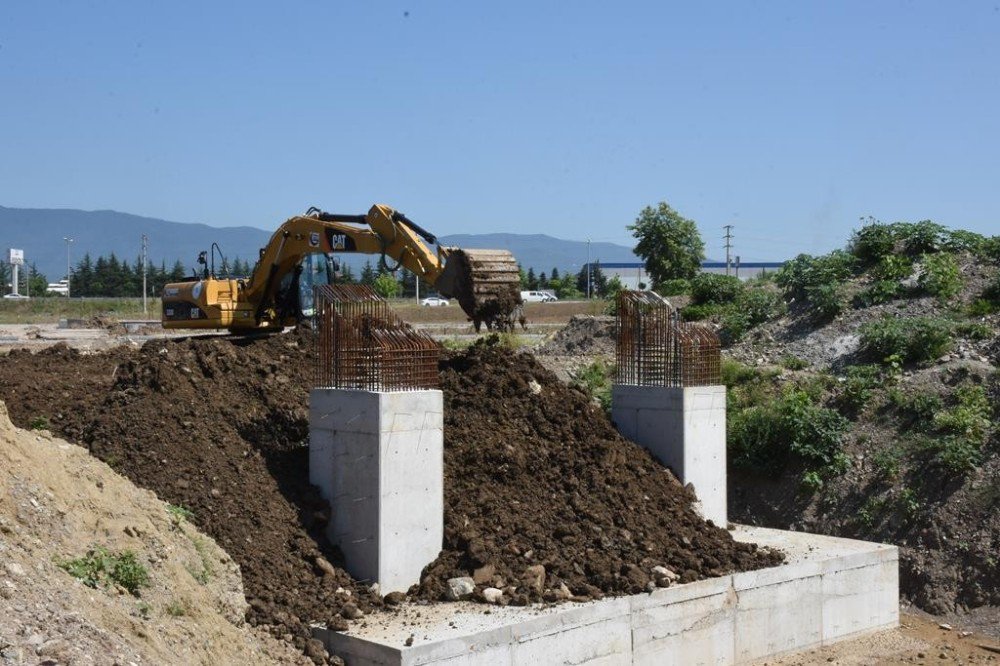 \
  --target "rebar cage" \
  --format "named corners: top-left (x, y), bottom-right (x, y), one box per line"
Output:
top-left (614, 290), bottom-right (721, 387)
top-left (314, 285), bottom-right (440, 391)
